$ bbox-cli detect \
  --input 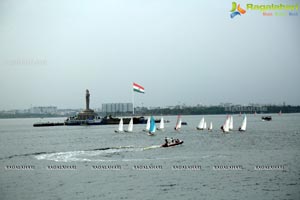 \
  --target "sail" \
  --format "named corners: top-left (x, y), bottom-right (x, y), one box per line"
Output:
top-left (208, 122), bottom-right (213, 130)
top-left (159, 117), bottom-right (164, 129)
top-left (175, 115), bottom-right (181, 130)
top-left (240, 115), bottom-right (247, 131)
top-left (223, 116), bottom-right (230, 133)
top-left (178, 119), bottom-right (182, 129)
top-left (197, 117), bottom-right (205, 129)
top-left (149, 116), bottom-right (156, 133)
top-left (127, 118), bottom-right (133, 132)
top-left (118, 118), bottom-right (124, 132)
top-left (145, 117), bottom-right (150, 131)
top-left (229, 116), bottom-right (233, 130)
top-left (204, 121), bottom-right (207, 129)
